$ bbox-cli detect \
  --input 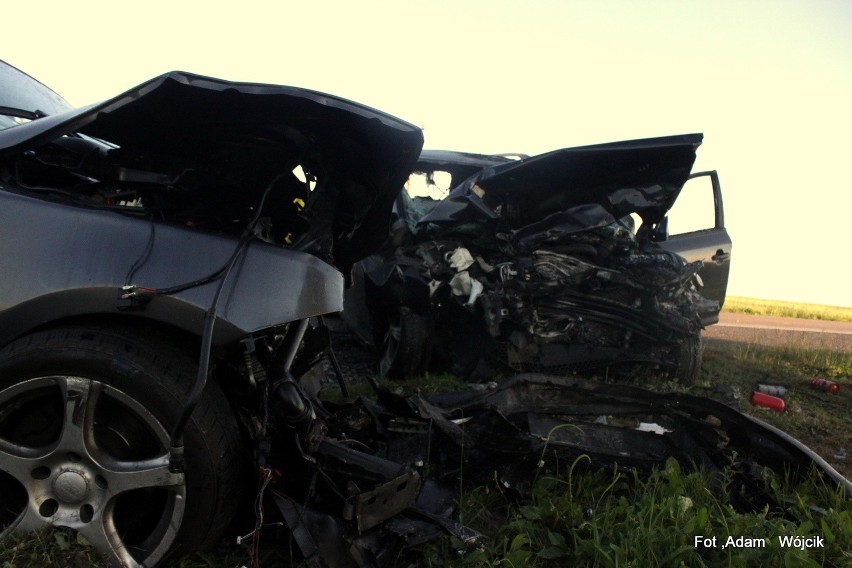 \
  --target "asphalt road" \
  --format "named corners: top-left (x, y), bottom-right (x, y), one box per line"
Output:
top-left (704, 313), bottom-right (852, 353)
